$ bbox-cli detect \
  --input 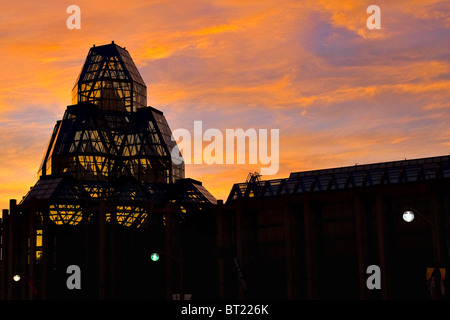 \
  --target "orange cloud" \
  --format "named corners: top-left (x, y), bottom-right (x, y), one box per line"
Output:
top-left (392, 137), bottom-right (408, 144)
